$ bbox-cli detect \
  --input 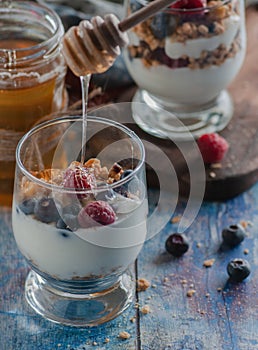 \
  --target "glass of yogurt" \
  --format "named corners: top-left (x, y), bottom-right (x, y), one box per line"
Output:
top-left (124, 0), bottom-right (246, 140)
top-left (12, 115), bottom-right (148, 326)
